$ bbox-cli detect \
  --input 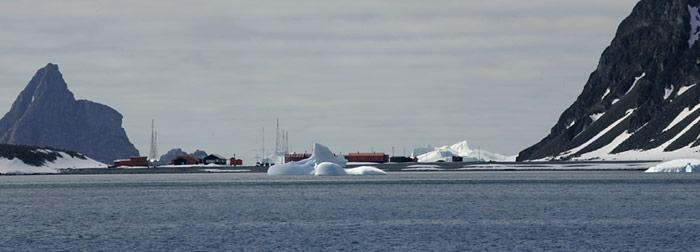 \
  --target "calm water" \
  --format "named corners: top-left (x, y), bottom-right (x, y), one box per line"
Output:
top-left (1, 172), bottom-right (700, 251)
